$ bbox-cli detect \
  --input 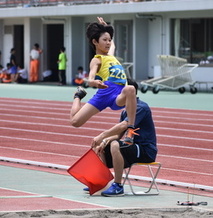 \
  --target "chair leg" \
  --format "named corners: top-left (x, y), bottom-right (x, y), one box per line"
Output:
top-left (144, 164), bottom-right (161, 194)
top-left (123, 163), bottom-right (161, 196)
